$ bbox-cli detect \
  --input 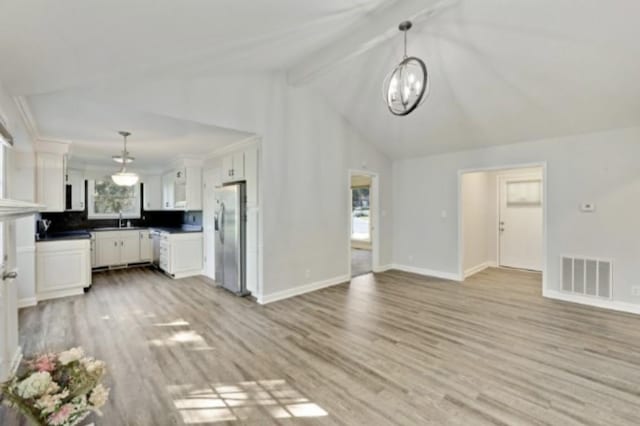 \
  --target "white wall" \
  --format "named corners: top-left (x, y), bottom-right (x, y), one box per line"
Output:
top-left (0, 81), bottom-right (37, 307)
top-left (393, 126), bottom-right (640, 306)
top-left (85, 73), bottom-right (394, 301)
top-left (461, 172), bottom-right (492, 274)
